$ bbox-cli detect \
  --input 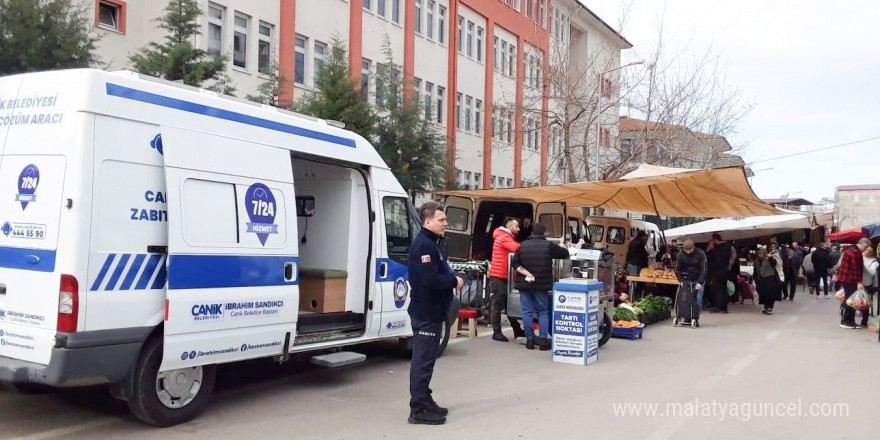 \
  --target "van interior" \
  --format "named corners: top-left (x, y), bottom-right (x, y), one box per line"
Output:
top-left (291, 156), bottom-right (370, 344)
